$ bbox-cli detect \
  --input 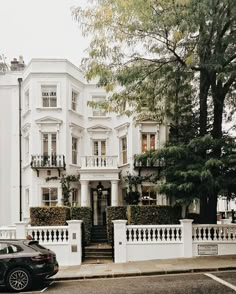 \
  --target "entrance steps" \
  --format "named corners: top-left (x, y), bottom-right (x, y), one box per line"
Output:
top-left (83, 225), bottom-right (113, 264)
top-left (91, 225), bottom-right (108, 243)
top-left (84, 243), bottom-right (113, 264)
